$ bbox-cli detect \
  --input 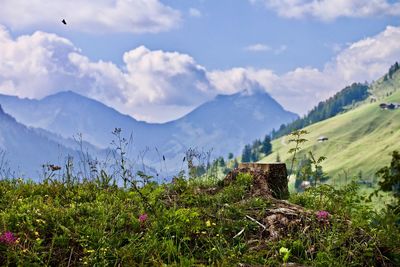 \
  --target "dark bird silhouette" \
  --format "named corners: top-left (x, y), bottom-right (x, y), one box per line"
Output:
top-left (62, 19), bottom-right (67, 25)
